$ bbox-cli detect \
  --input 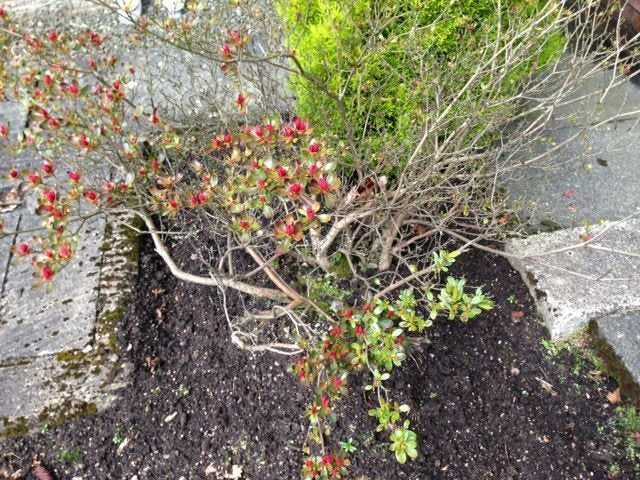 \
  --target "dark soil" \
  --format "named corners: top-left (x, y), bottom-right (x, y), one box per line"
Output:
top-left (1, 237), bottom-right (635, 479)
